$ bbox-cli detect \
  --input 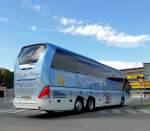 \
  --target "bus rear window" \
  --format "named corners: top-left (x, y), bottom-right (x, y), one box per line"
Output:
top-left (18, 44), bottom-right (46, 65)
